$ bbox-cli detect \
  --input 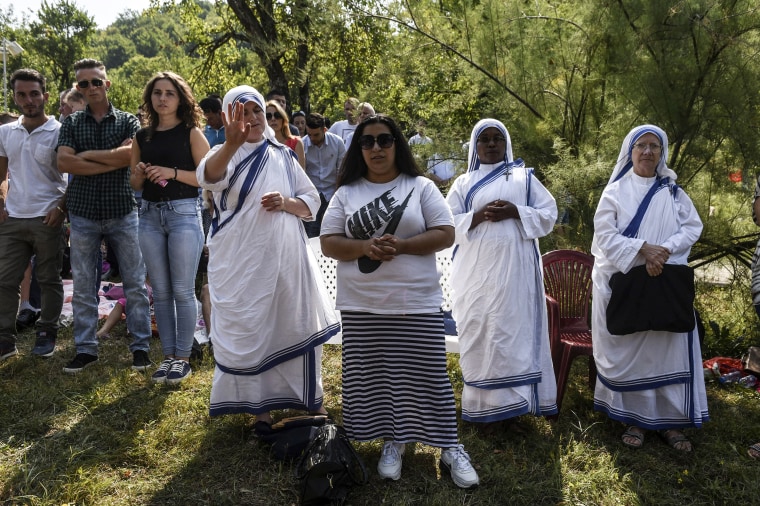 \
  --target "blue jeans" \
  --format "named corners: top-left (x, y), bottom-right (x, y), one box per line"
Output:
top-left (139, 198), bottom-right (203, 358)
top-left (69, 211), bottom-right (151, 356)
